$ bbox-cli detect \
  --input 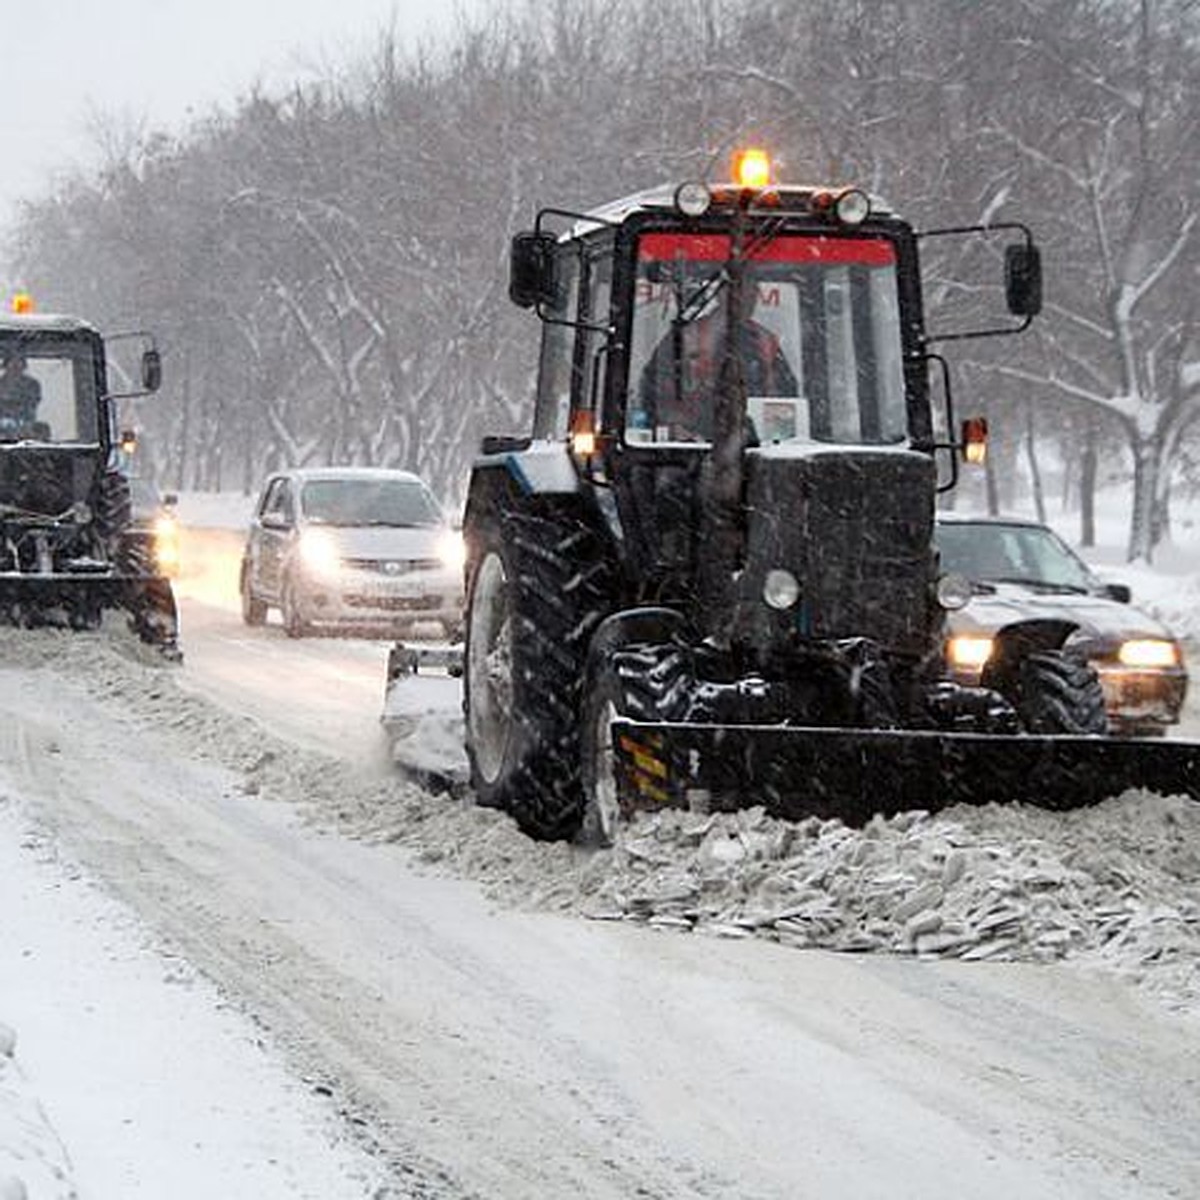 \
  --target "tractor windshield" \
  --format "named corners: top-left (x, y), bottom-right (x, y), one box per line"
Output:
top-left (0, 337), bottom-right (102, 444)
top-left (627, 232), bottom-right (906, 447)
